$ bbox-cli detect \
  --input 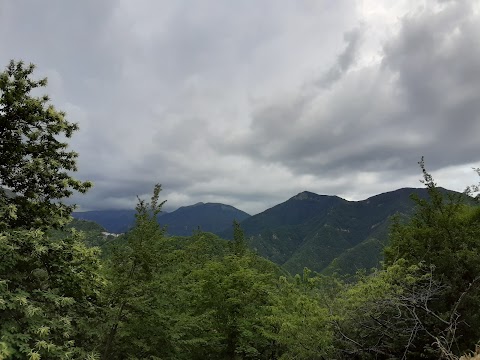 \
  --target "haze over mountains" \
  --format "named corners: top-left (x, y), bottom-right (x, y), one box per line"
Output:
top-left (73, 187), bottom-right (461, 275)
